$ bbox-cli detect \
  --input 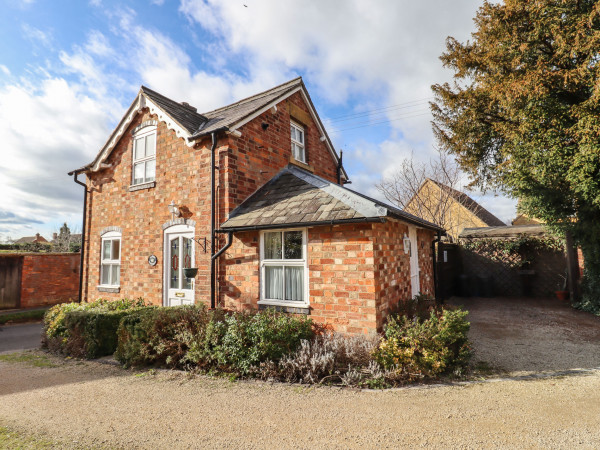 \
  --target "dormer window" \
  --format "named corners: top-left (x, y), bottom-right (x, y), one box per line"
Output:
top-left (290, 121), bottom-right (305, 163)
top-left (132, 125), bottom-right (156, 185)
